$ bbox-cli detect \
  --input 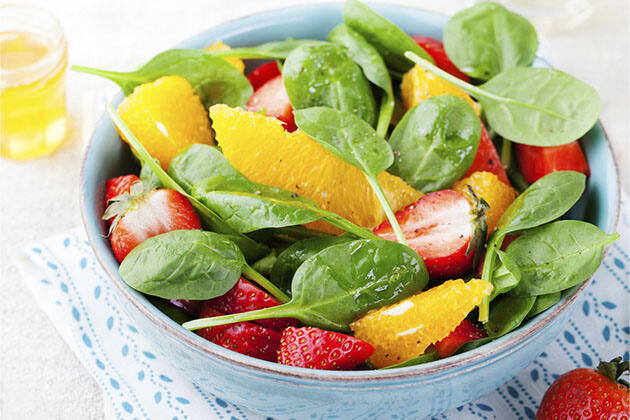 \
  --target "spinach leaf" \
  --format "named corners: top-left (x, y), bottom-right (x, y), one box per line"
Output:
top-left (119, 230), bottom-right (245, 300)
top-left (184, 239), bottom-right (429, 332)
top-left (388, 95), bottom-right (481, 192)
top-left (496, 171), bottom-right (586, 234)
top-left (327, 24), bottom-right (394, 136)
top-left (73, 49), bottom-right (252, 108)
top-left (283, 43), bottom-right (377, 126)
top-left (343, 0), bottom-right (433, 72)
top-left (507, 220), bottom-right (618, 296)
top-left (250, 252), bottom-right (277, 278)
top-left (490, 249), bottom-right (521, 300)
top-left (405, 53), bottom-right (601, 147)
top-left (380, 352), bottom-right (437, 369)
top-left (479, 170), bottom-right (586, 321)
top-left (271, 235), bottom-right (355, 296)
top-left (525, 292), bottom-right (562, 319)
top-left (293, 107), bottom-right (407, 244)
top-left (139, 159), bottom-right (163, 190)
top-left (207, 38), bottom-right (320, 59)
top-left (453, 337), bottom-right (494, 355)
top-left (192, 177), bottom-right (321, 232)
top-left (485, 294), bottom-right (536, 337)
top-left (168, 144), bottom-right (242, 193)
top-left (443, 2), bottom-right (538, 80)
top-left (148, 297), bottom-right (193, 324)
top-left (107, 106), bottom-right (268, 262)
